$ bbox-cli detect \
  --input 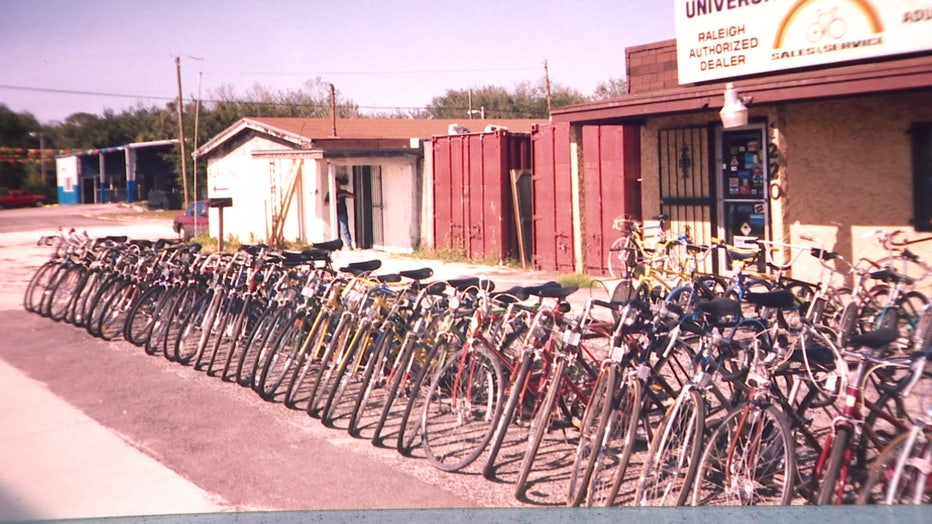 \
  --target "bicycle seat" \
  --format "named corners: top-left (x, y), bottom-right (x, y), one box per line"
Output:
top-left (311, 239), bottom-right (344, 252)
top-left (491, 286), bottom-right (531, 304)
top-left (400, 267), bottom-right (434, 281)
top-left (848, 328), bottom-right (899, 350)
top-left (339, 259), bottom-right (382, 275)
top-left (300, 248), bottom-right (332, 262)
top-left (696, 298), bottom-right (741, 321)
top-left (869, 267), bottom-right (915, 286)
top-left (745, 289), bottom-right (799, 310)
top-left (535, 284), bottom-right (578, 300)
top-left (375, 273), bottom-right (402, 284)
